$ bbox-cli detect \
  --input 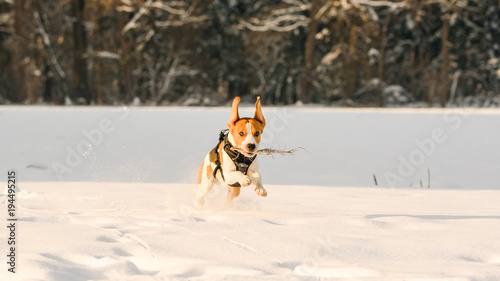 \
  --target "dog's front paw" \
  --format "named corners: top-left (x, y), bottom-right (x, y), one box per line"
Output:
top-left (237, 175), bottom-right (252, 187)
top-left (255, 186), bottom-right (267, 197)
